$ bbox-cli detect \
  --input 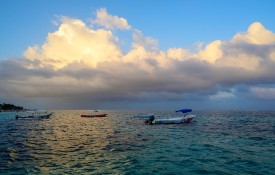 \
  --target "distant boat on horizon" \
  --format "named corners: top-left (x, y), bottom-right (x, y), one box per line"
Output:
top-left (15, 110), bottom-right (53, 120)
top-left (81, 110), bottom-right (108, 118)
